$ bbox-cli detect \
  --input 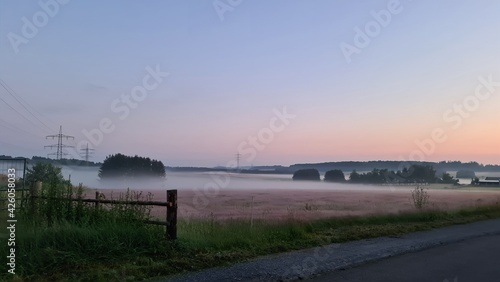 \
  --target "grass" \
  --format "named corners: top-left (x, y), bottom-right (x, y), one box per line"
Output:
top-left (3, 199), bottom-right (500, 281)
